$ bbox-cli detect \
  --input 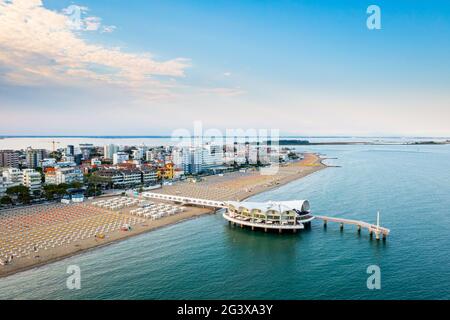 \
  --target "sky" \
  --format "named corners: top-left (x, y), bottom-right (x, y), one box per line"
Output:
top-left (0, 0), bottom-right (449, 136)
